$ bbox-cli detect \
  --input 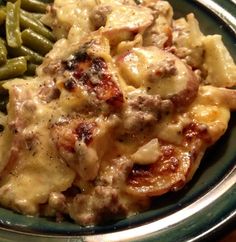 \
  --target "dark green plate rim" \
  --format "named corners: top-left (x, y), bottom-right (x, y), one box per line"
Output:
top-left (0, 0), bottom-right (235, 241)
